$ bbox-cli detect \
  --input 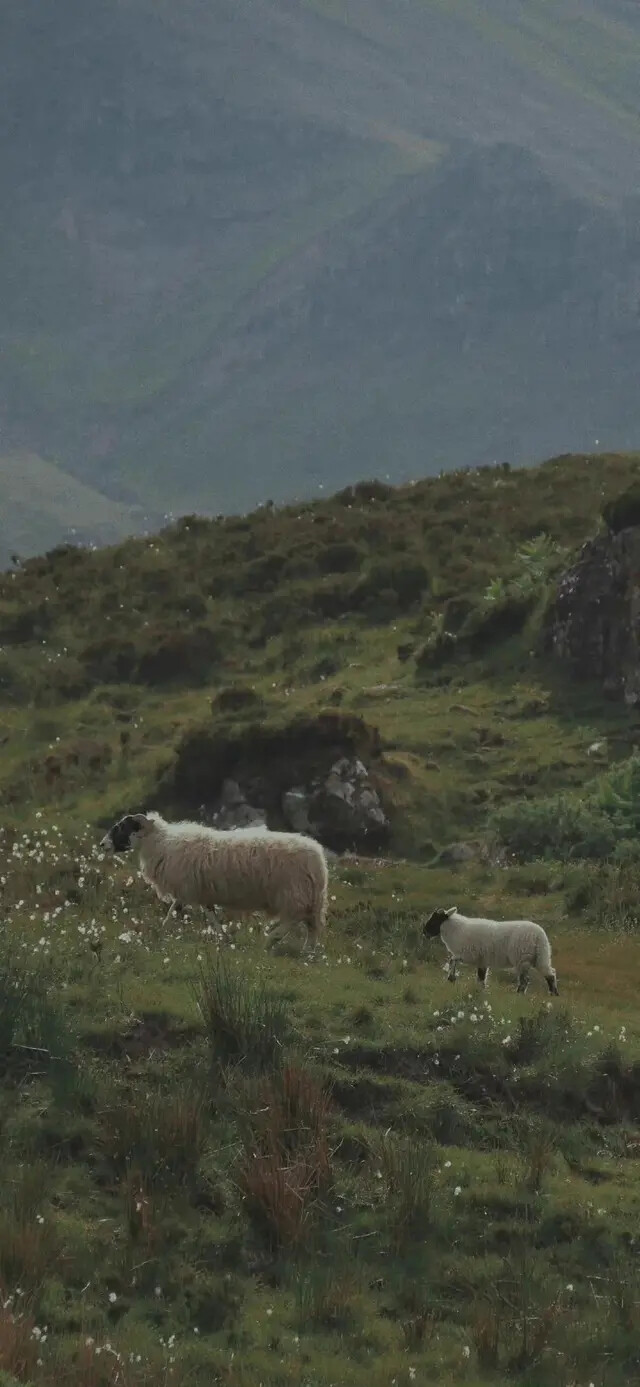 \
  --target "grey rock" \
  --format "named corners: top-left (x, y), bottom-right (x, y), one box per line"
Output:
top-left (220, 778), bottom-right (245, 807)
top-left (212, 778), bottom-right (266, 829)
top-left (306, 756), bottom-right (390, 853)
top-left (282, 786), bottom-right (312, 834)
top-left (544, 524), bottom-right (640, 702)
top-left (436, 841), bottom-right (482, 865)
